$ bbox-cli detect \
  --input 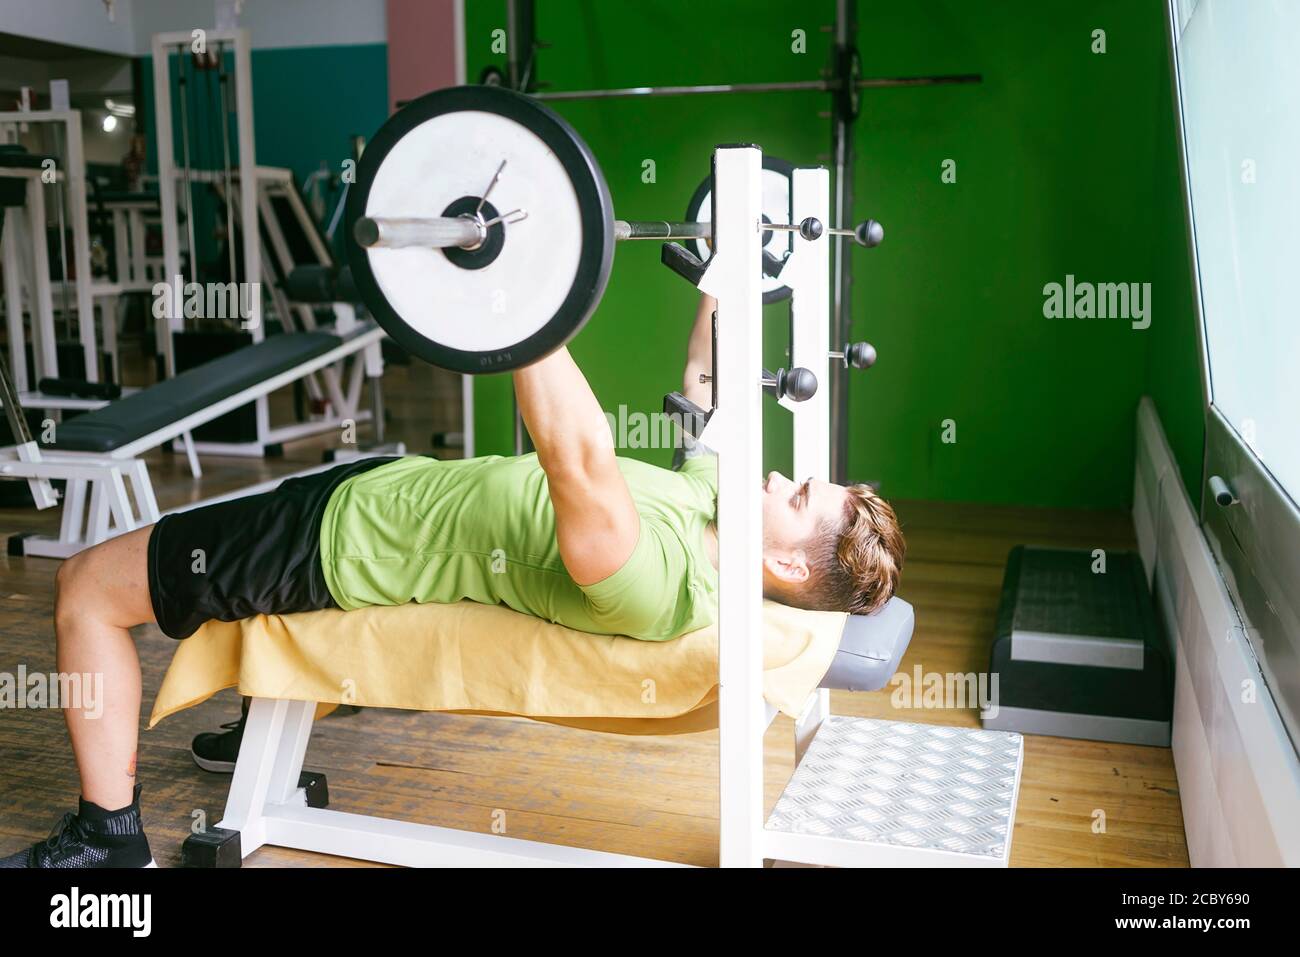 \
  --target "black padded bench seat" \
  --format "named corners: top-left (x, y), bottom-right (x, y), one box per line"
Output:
top-left (0, 147), bottom-right (55, 171)
top-left (53, 332), bottom-right (344, 453)
top-left (0, 146), bottom-right (55, 207)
